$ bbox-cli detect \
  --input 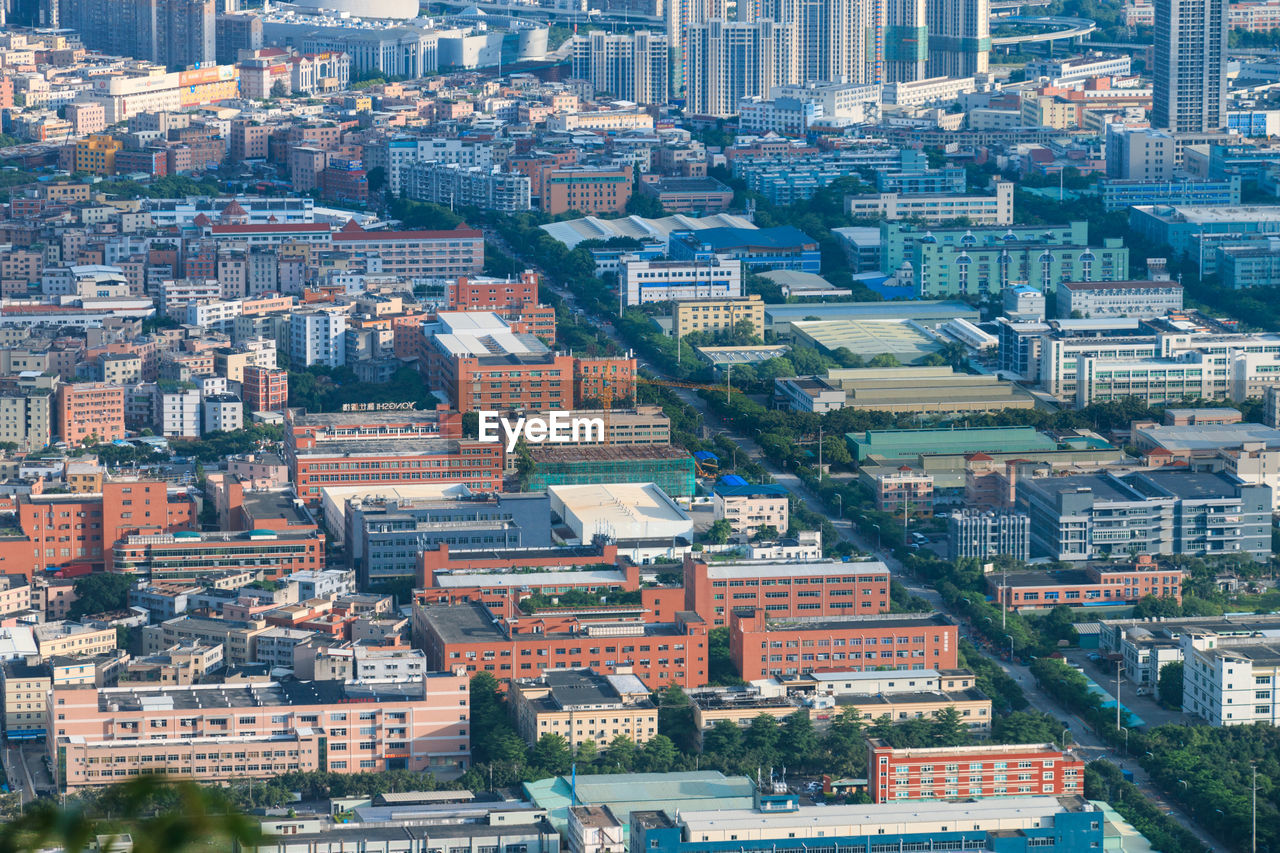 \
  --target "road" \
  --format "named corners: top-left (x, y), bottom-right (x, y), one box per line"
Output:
top-left (500, 230), bottom-right (1219, 849)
